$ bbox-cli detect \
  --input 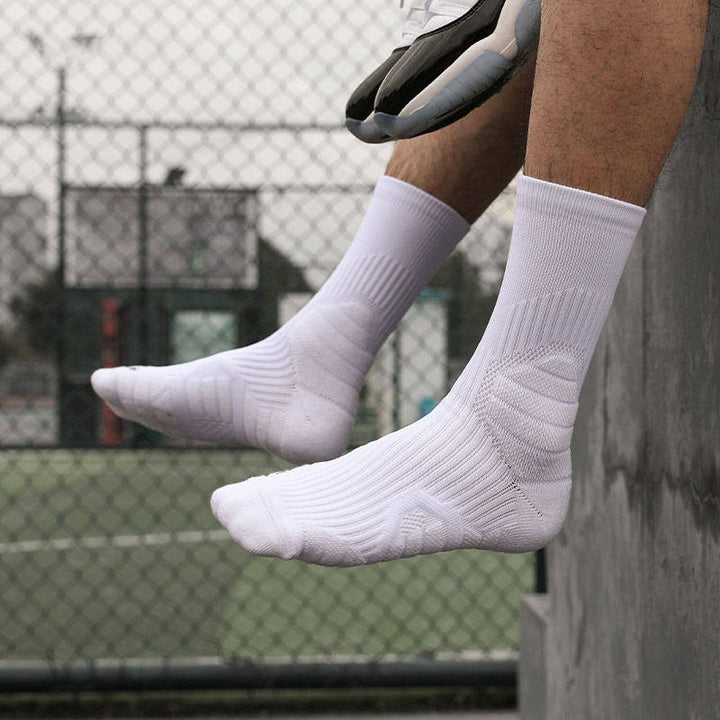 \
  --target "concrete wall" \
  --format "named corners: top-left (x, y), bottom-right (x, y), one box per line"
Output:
top-left (522, 7), bottom-right (720, 718)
